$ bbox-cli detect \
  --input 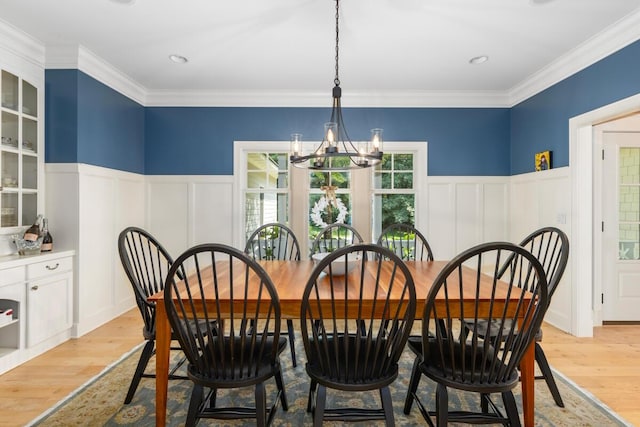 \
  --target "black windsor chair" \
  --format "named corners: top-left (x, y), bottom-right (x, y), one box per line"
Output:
top-left (377, 223), bottom-right (434, 261)
top-left (309, 223), bottom-right (364, 256)
top-left (403, 241), bottom-right (549, 427)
